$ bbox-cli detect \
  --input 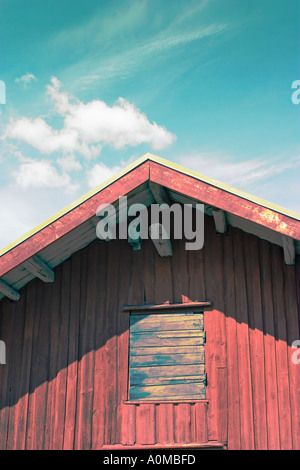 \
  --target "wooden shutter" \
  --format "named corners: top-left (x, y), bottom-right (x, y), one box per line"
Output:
top-left (128, 312), bottom-right (206, 402)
